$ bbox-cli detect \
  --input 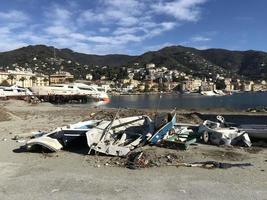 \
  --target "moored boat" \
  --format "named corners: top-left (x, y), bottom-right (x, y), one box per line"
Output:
top-left (30, 83), bottom-right (109, 101)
